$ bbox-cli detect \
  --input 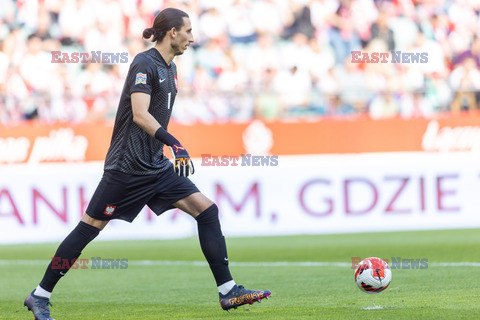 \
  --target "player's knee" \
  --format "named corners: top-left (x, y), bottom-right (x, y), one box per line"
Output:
top-left (81, 214), bottom-right (109, 230)
top-left (195, 203), bottom-right (219, 224)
